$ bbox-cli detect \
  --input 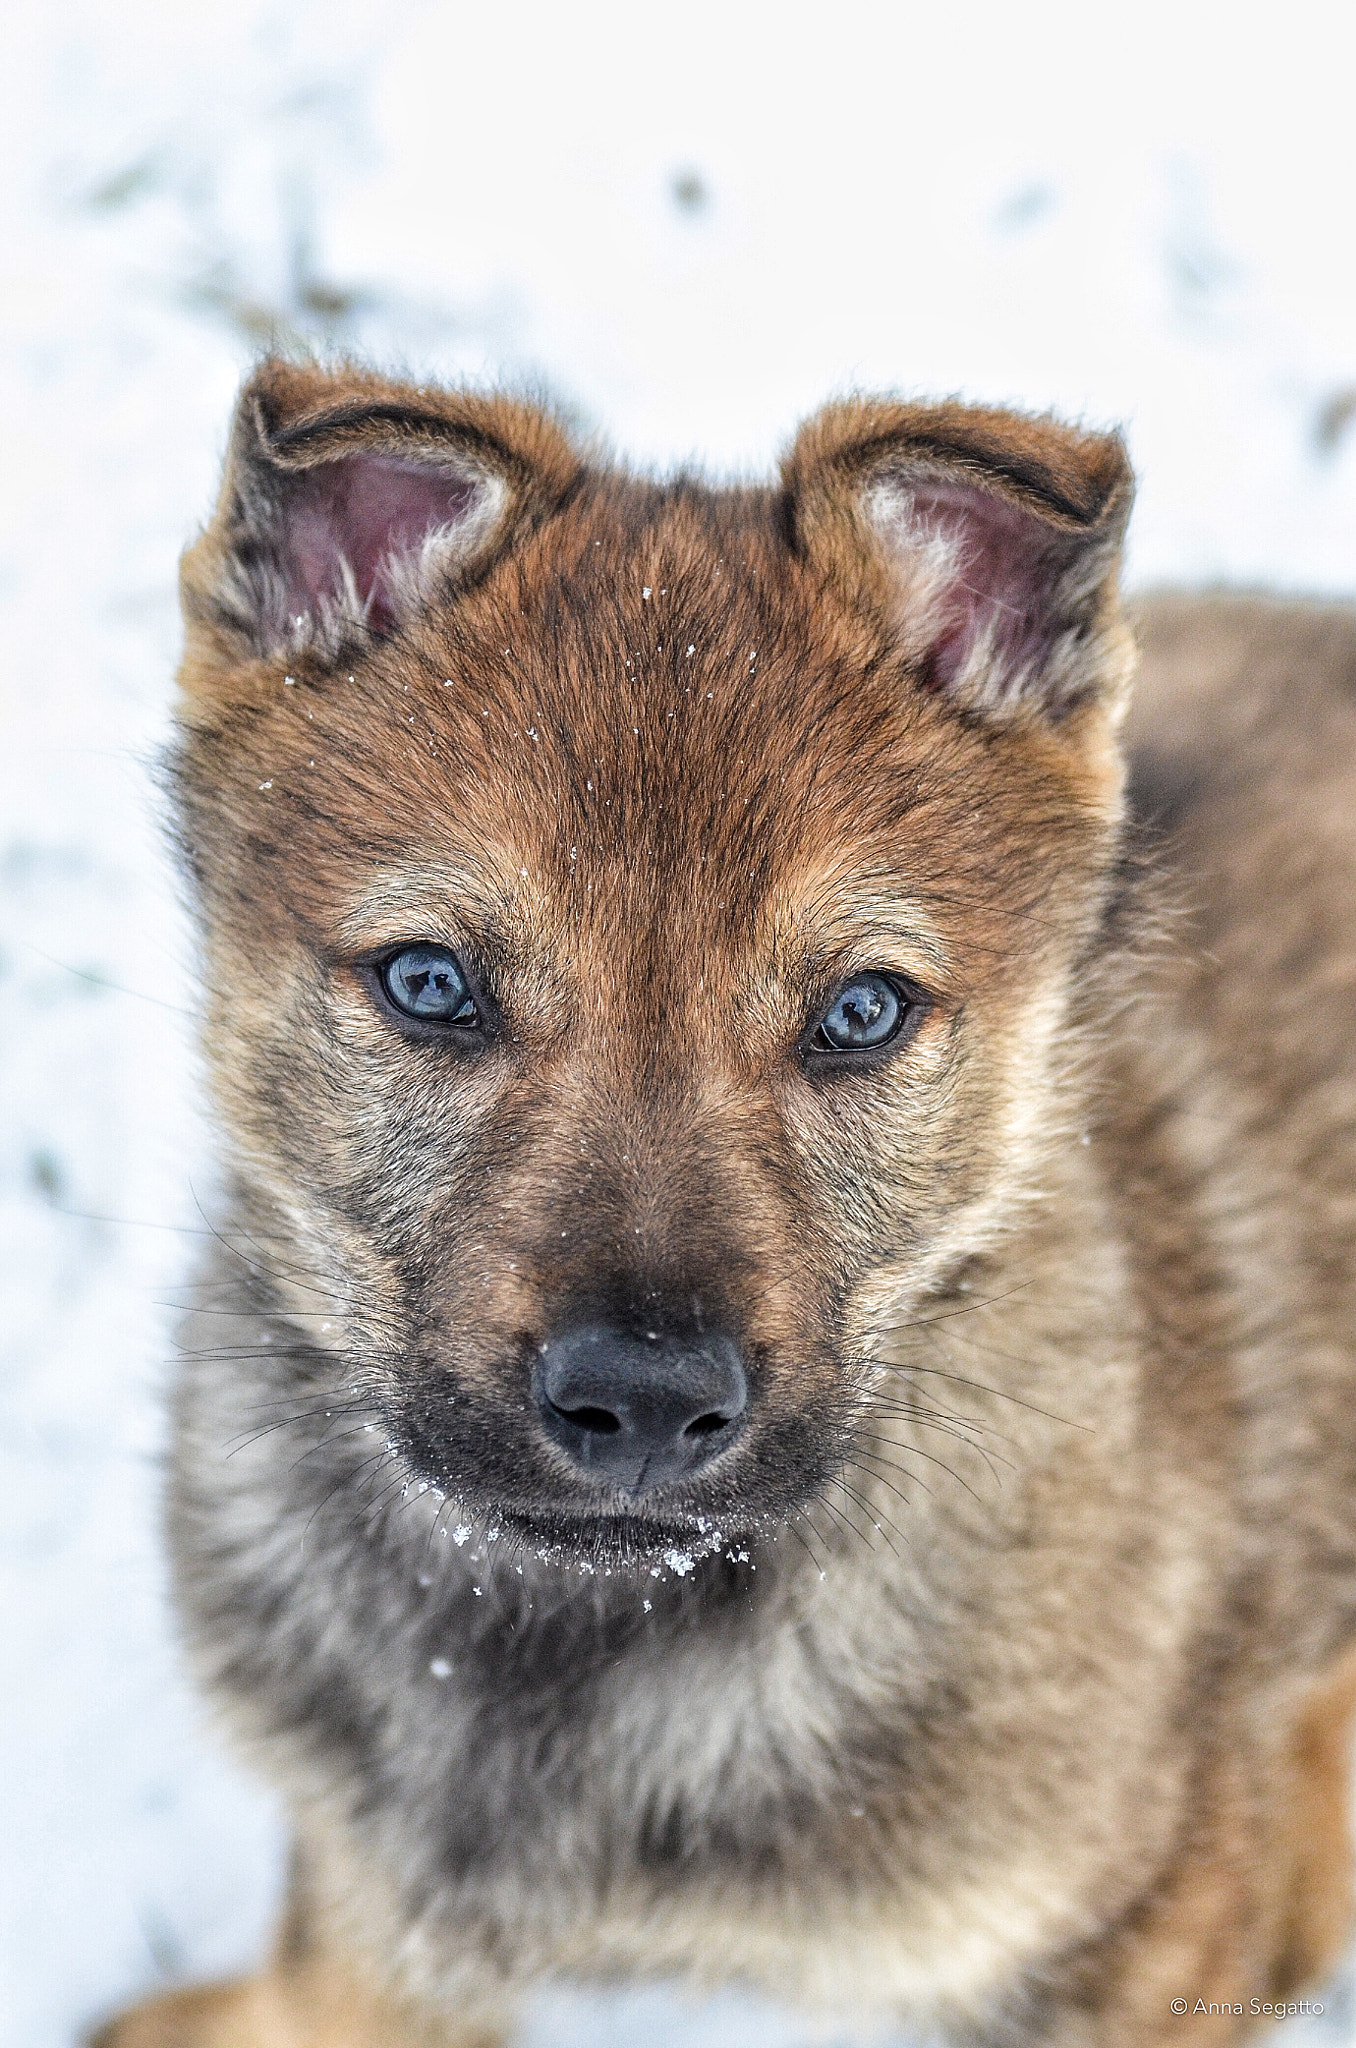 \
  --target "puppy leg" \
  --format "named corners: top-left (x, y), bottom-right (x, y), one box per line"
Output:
top-left (90, 1965), bottom-right (511, 2048)
top-left (89, 1980), bottom-right (272, 2048)
top-left (89, 1969), bottom-right (510, 2048)
top-left (1040, 1644), bottom-right (1356, 2044)
top-left (90, 1857), bottom-right (513, 2048)
top-left (1267, 1639), bottom-right (1356, 2001)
